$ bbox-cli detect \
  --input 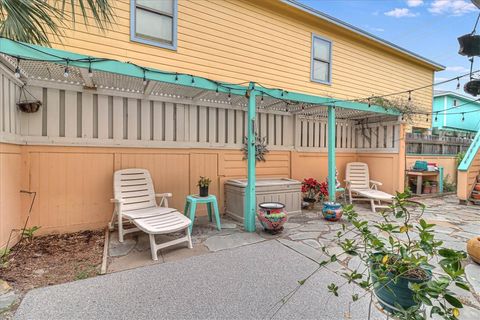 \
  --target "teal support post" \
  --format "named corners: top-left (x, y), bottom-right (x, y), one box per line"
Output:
top-left (245, 83), bottom-right (257, 232)
top-left (438, 166), bottom-right (444, 194)
top-left (327, 105), bottom-right (336, 202)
